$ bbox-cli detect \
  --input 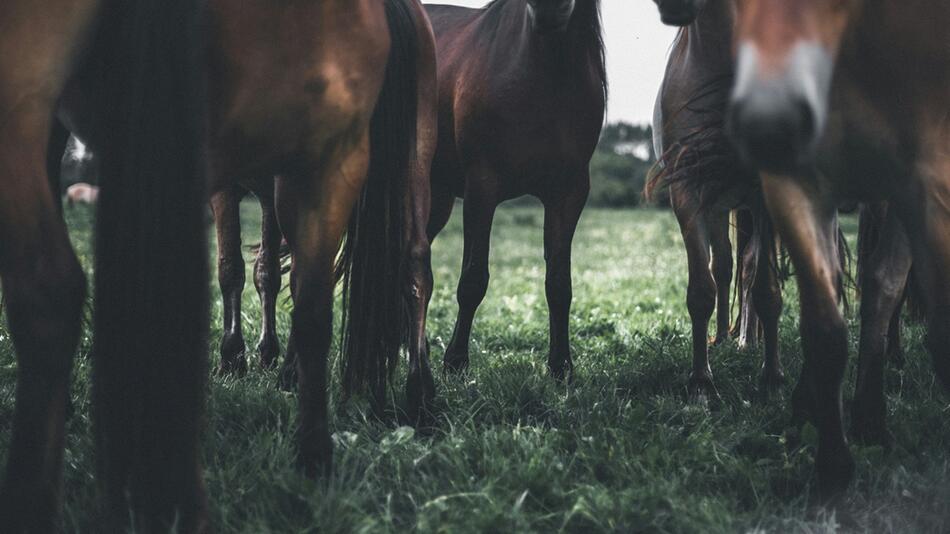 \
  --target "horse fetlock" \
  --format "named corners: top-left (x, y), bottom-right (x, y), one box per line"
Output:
top-left (219, 333), bottom-right (247, 376)
top-left (257, 334), bottom-right (280, 369)
top-left (297, 427), bottom-right (333, 479)
top-left (850, 394), bottom-right (892, 449)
